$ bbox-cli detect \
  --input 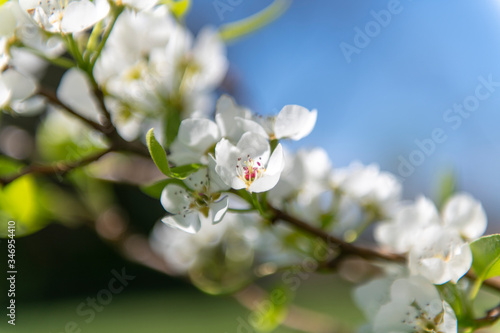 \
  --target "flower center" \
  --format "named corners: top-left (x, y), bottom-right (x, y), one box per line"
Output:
top-left (404, 301), bottom-right (445, 333)
top-left (27, 0), bottom-right (69, 32)
top-left (236, 155), bottom-right (265, 188)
